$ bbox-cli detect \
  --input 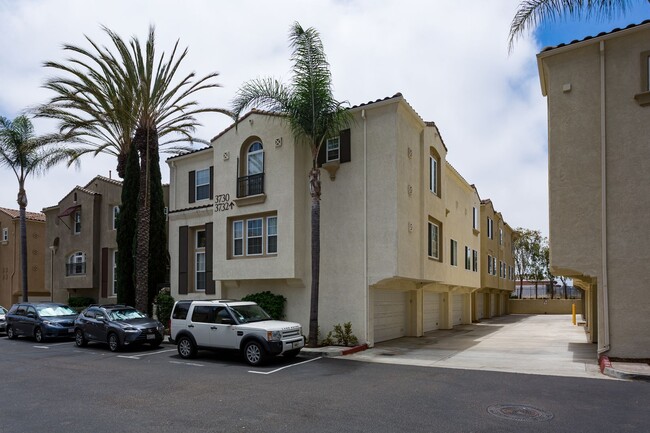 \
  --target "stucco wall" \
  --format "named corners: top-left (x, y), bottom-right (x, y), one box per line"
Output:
top-left (508, 299), bottom-right (583, 315)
